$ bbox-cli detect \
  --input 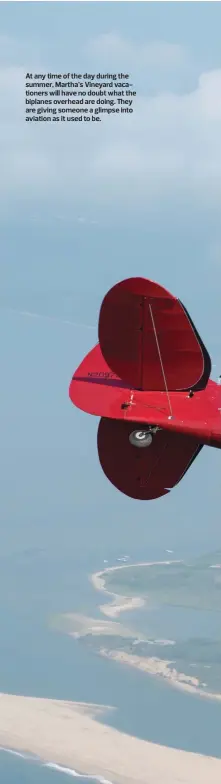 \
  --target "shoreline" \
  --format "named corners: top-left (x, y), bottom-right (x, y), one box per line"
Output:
top-left (99, 648), bottom-right (221, 704)
top-left (1, 692), bottom-right (221, 783)
top-left (90, 560), bottom-right (221, 704)
top-left (90, 560), bottom-right (181, 618)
